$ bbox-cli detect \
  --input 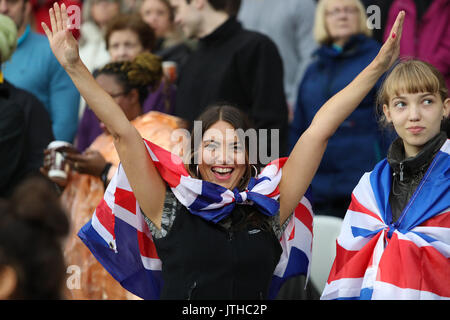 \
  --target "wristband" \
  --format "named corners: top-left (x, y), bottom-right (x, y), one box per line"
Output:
top-left (100, 162), bottom-right (112, 189)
